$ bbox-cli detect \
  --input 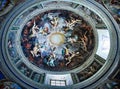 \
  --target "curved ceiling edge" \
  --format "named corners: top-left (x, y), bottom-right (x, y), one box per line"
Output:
top-left (0, 0), bottom-right (120, 89)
